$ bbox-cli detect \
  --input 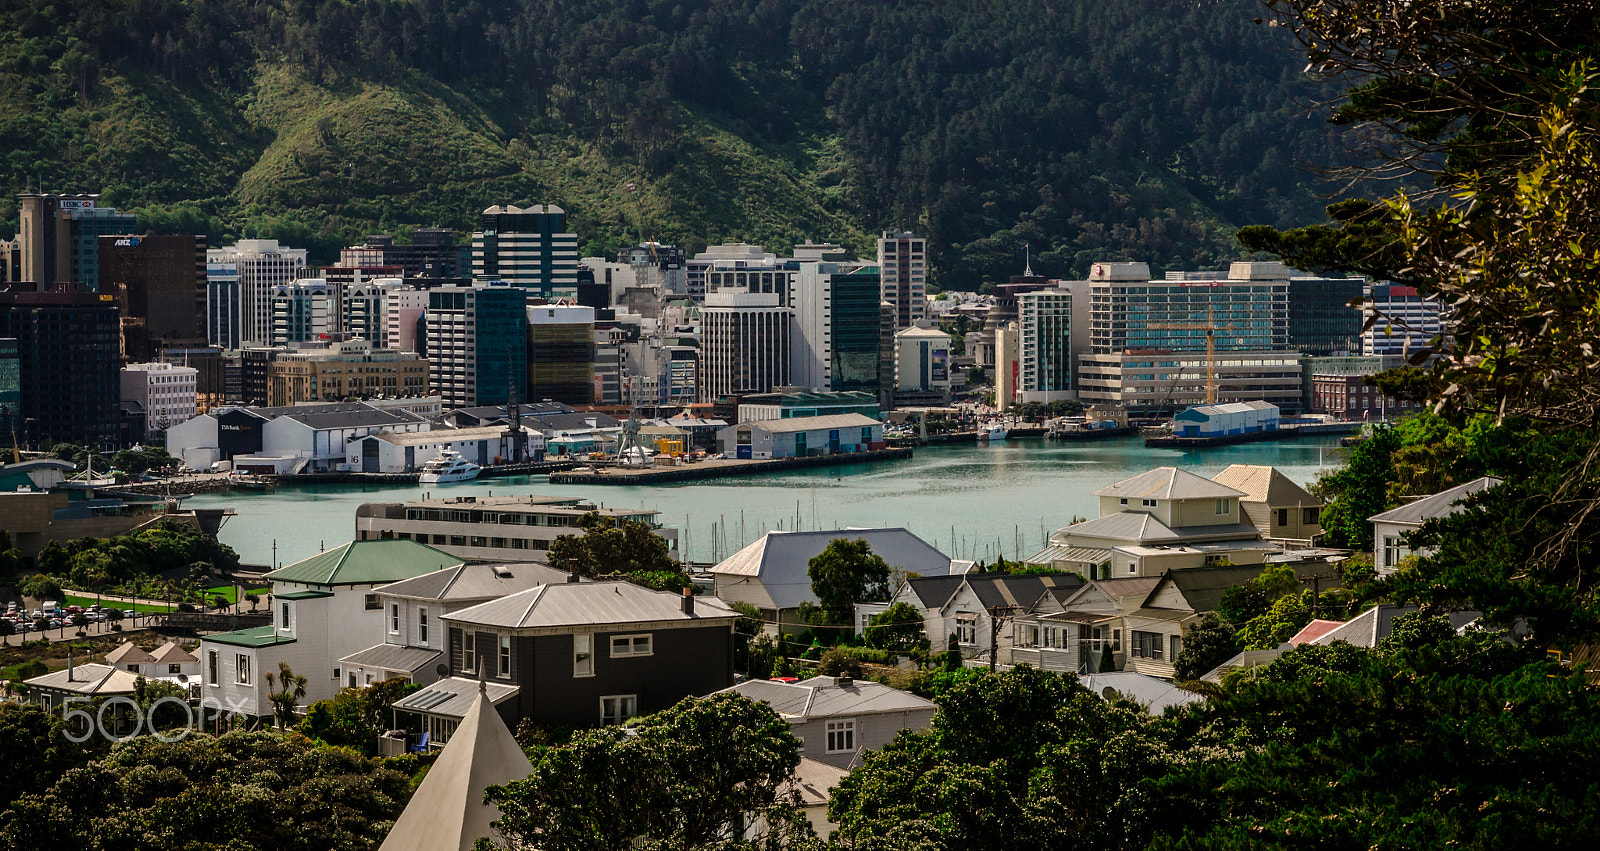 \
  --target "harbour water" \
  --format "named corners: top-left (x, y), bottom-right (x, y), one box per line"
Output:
top-left (187, 435), bottom-right (1350, 570)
